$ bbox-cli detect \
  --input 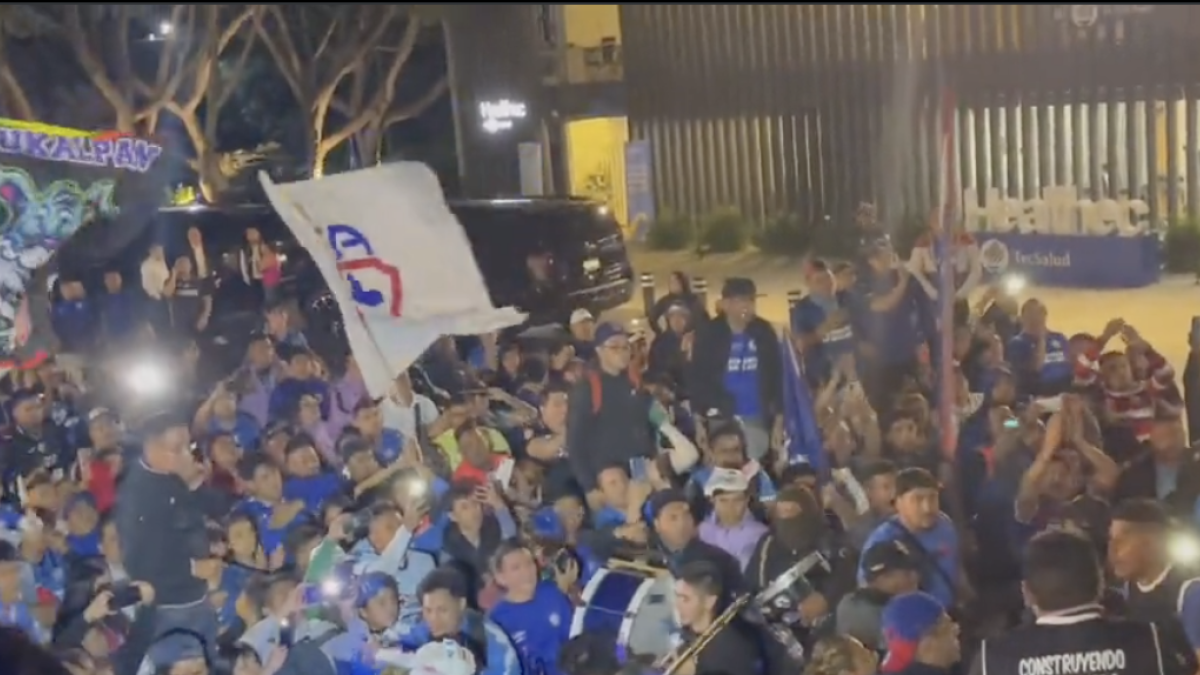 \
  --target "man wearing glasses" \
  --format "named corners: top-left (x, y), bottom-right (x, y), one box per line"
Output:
top-left (567, 322), bottom-right (657, 510)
